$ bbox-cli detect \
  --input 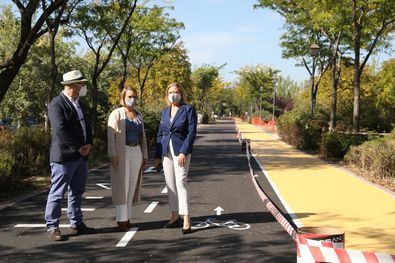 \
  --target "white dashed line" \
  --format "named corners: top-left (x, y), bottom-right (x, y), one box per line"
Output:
top-left (61, 208), bottom-right (95, 212)
top-left (144, 201), bottom-right (159, 213)
top-left (96, 183), bottom-right (111, 189)
top-left (85, 196), bottom-right (104, 199)
top-left (116, 227), bottom-right (138, 247)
